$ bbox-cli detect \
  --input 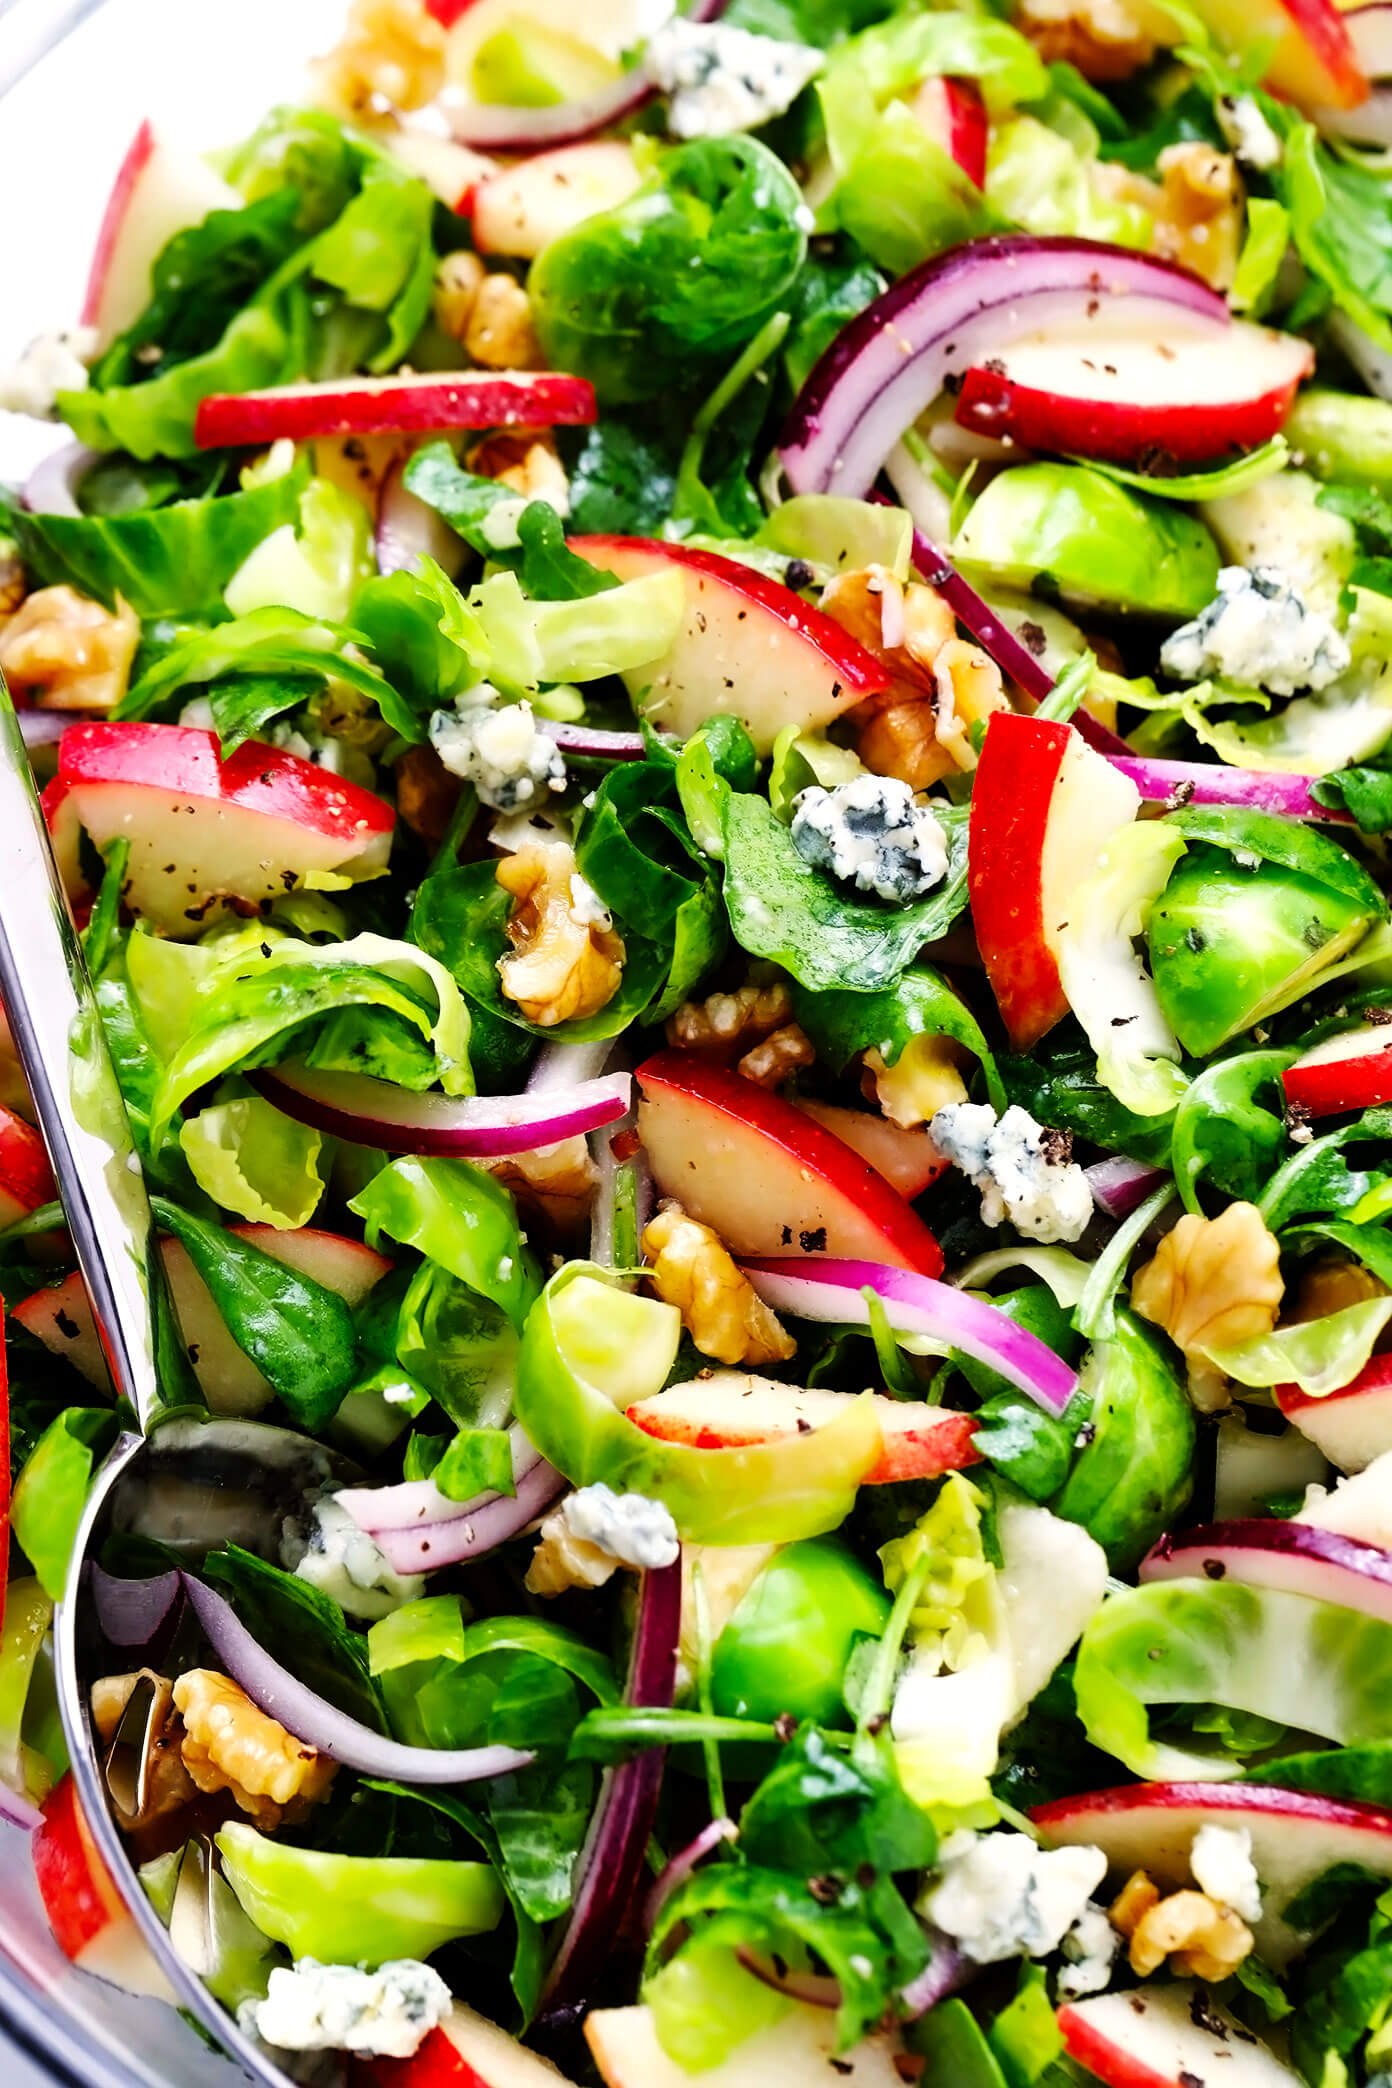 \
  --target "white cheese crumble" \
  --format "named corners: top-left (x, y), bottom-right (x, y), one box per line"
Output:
top-left (1190, 1823), bottom-right (1263, 1924)
top-left (647, 19), bottom-right (823, 139)
top-left (1160, 565), bottom-right (1351, 698)
top-left (921, 1831), bottom-right (1107, 1966)
top-left (929, 1101), bottom-right (1092, 1244)
top-left (1057, 1904), bottom-right (1121, 2000)
top-left (280, 1496), bottom-right (426, 1622)
top-left (567, 872), bottom-right (612, 929)
top-left (561, 1483), bottom-right (680, 1570)
top-left (791, 774), bottom-right (948, 904)
top-left (0, 328), bottom-right (98, 419)
top-left (241, 1958), bottom-right (450, 2059)
top-left (1217, 95), bottom-right (1283, 171)
top-left (429, 699), bottom-right (567, 812)
top-left (480, 496), bottom-right (529, 552)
